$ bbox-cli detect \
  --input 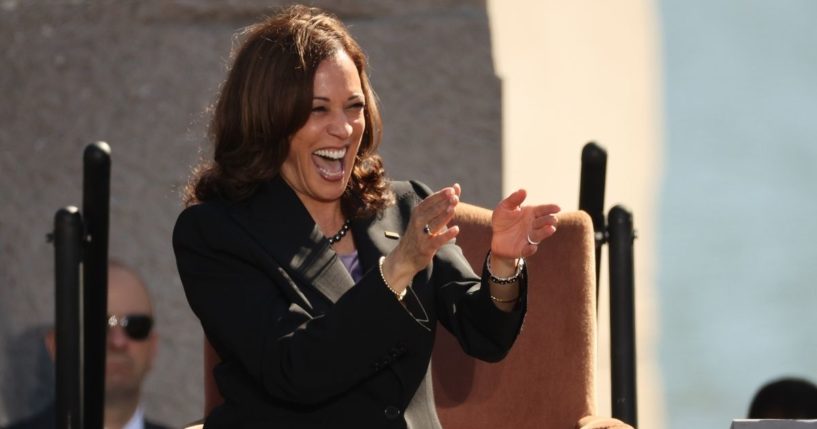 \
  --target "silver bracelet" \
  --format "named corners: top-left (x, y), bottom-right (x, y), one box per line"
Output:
top-left (378, 256), bottom-right (408, 301)
top-left (490, 294), bottom-right (519, 303)
top-left (485, 251), bottom-right (523, 285)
